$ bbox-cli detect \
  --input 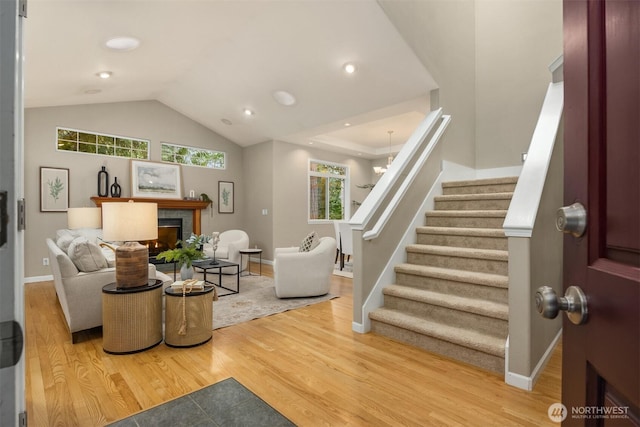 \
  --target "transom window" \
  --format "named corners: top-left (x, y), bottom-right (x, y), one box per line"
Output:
top-left (308, 159), bottom-right (349, 222)
top-left (56, 127), bottom-right (149, 159)
top-left (161, 143), bottom-right (225, 169)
